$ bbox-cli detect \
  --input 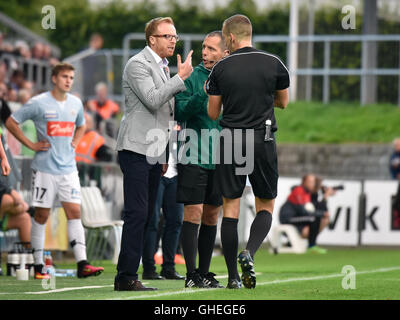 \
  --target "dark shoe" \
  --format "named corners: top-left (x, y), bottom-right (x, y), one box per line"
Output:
top-left (227, 278), bottom-right (242, 289)
top-left (34, 264), bottom-right (50, 280)
top-left (160, 269), bottom-right (185, 280)
top-left (142, 271), bottom-right (165, 280)
top-left (185, 271), bottom-right (207, 288)
top-left (77, 261), bottom-right (104, 278)
top-left (114, 279), bottom-right (157, 291)
top-left (202, 272), bottom-right (224, 288)
top-left (238, 250), bottom-right (256, 289)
